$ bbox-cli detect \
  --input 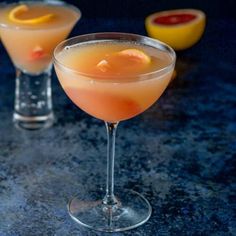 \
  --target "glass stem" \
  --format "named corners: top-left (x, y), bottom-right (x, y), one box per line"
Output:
top-left (103, 122), bottom-right (119, 207)
top-left (14, 67), bottom-right (53, 117)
